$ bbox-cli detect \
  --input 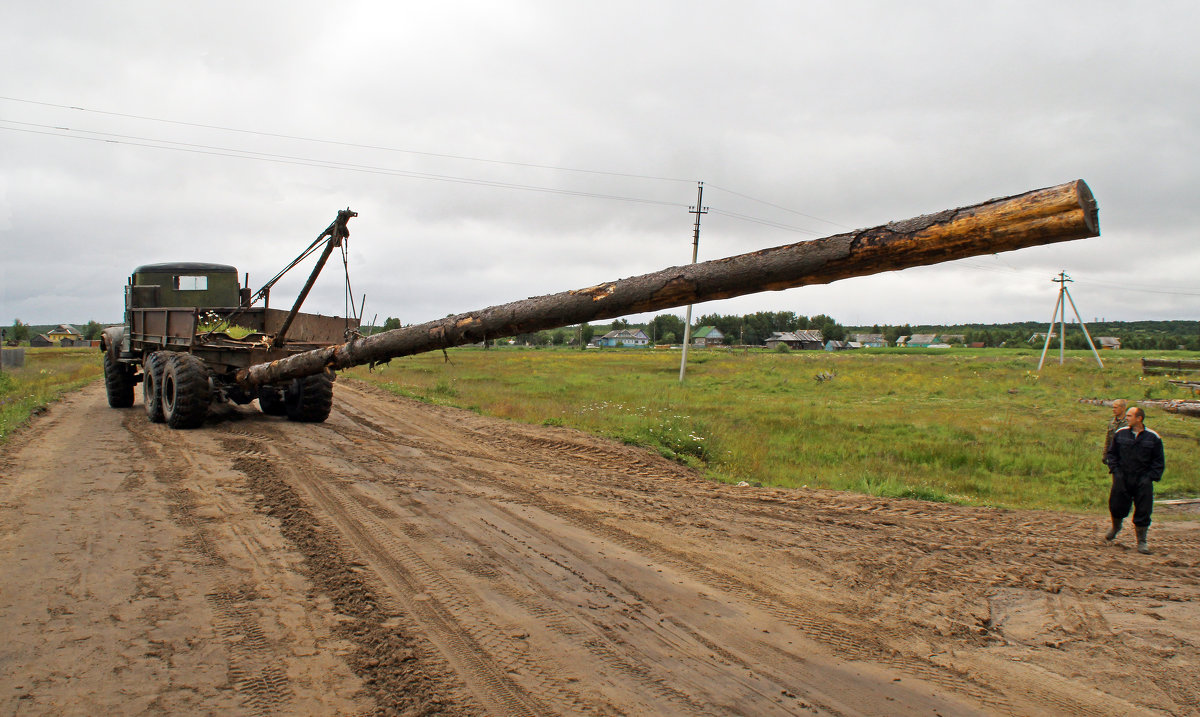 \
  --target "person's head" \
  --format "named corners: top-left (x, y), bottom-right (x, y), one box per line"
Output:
top-left (1112, 399), bottom-right (1128, 417)
top-left (1125, 406), bottom-right (1145, 430)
